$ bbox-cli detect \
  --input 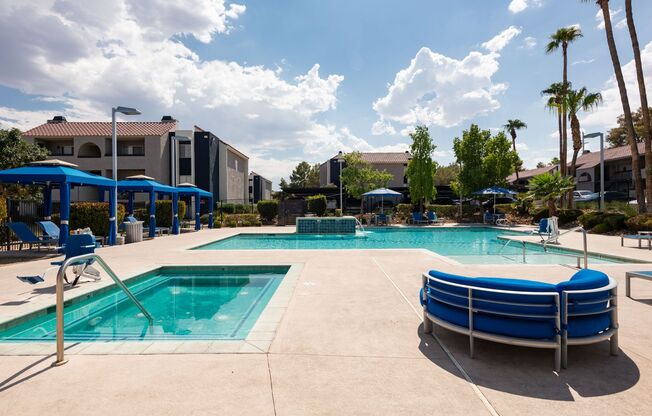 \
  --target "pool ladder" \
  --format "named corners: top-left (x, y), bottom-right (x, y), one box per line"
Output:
top-left (498, 227), bottom-right (589, 268)
top-left (53, 253), bottom-right (153, 366)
